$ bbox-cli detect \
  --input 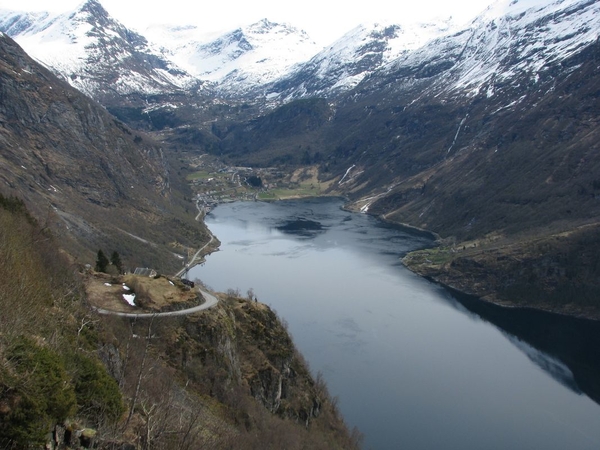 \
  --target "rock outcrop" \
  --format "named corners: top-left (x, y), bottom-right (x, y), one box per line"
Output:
top-left (0, 33), bottom-right (207, 272)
